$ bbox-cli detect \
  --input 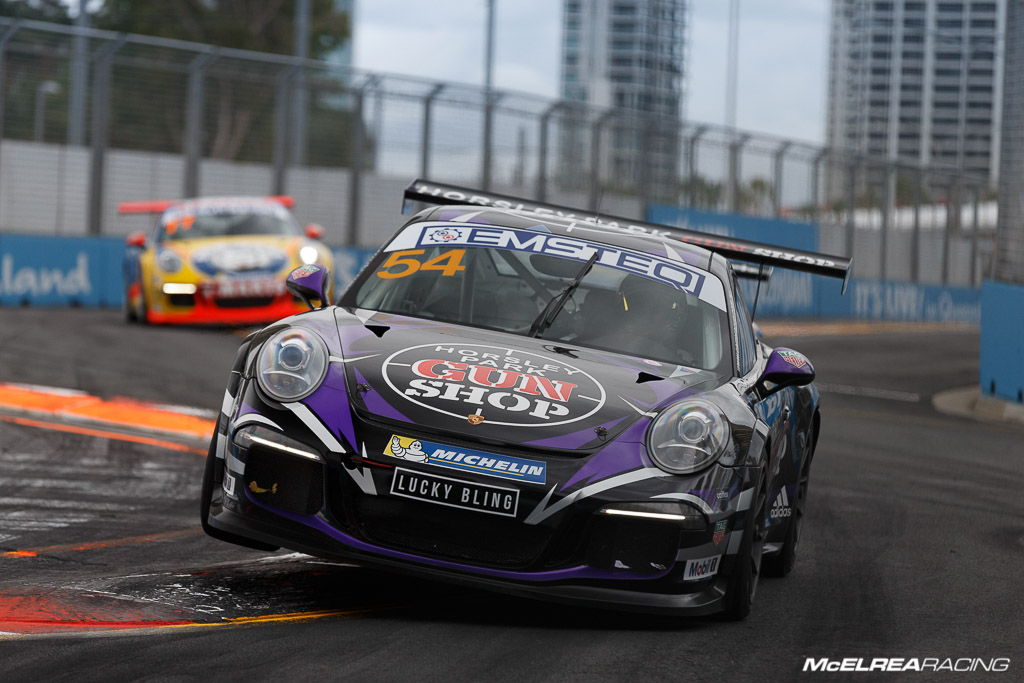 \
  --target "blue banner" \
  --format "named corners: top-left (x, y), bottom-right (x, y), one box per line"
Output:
top-left (646, 204), bottom-right (819, 252)
top-left (0, 233), bottom-right (378, 308)
top-left (0, 234), bottom-right (123, 307)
